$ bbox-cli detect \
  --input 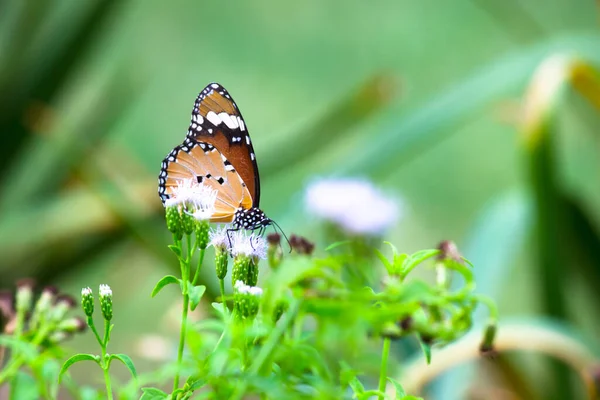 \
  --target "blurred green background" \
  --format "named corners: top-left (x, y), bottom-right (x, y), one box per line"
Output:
top-left (1, 1), bottom-right (600, 399)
